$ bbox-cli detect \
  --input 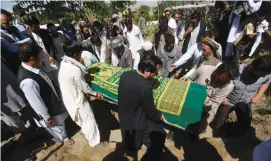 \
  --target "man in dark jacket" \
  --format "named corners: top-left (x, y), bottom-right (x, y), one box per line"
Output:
top-left (1, 9), bottom-right (32, 75)
top-left (24, 16), bottom-right (58, 82)
top-left (118, 56), bottom-right (166, 161)
top-left (182, 11), bottom-right (206, 54)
